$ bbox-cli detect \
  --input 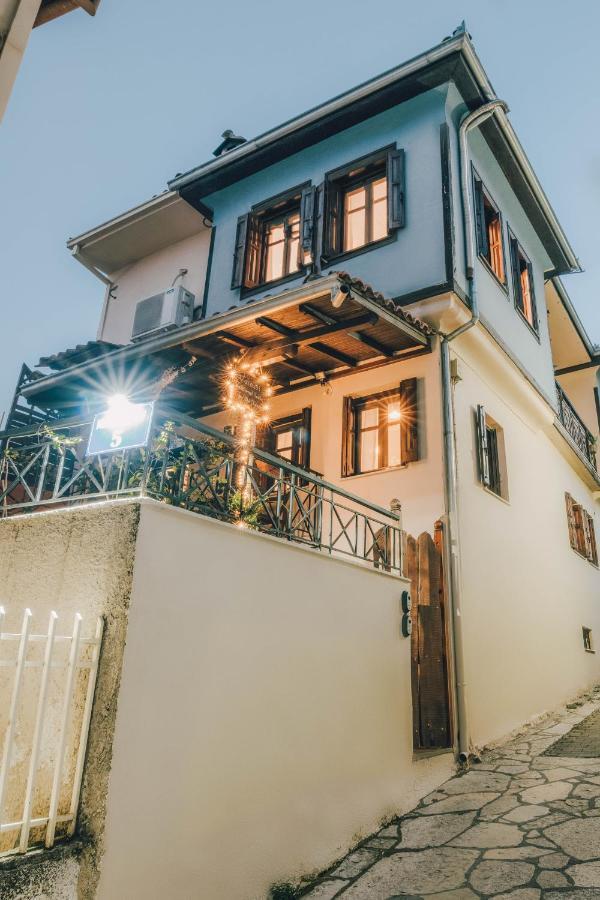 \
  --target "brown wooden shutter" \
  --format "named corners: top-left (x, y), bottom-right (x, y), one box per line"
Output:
top-left (299, 406), bottom-right (312, 470)
top-left (244, 214), bottom-right (263, 289)
top-left (476, 404), bottom-right (491, 487)
top-left (255, 423), bottom-right (276, 454)
top-left (323, 177), bottom-right (341, 259)
top-left (387, 148), bottom-right (405, 230)
top-left (526, 262), bottom-right (538, 330)
top-left (509, 237), bottom-right (521, 309)
top-left (473, 178), bottom-right (488, 259)
top-left (231, 214), bottom-right (249, 289)
top-left (565, 493), bottom-right (578, 550)
top-left (300, 186), bottom-right (316, 258)
top-left (584, 511), bottom-right (598, 565)
top-left (400, 378), bottom-right (419, 463)
top-left (573, 502), bottom-right (587, 556)
top-left (341, 397), bottom-right (355, 476)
